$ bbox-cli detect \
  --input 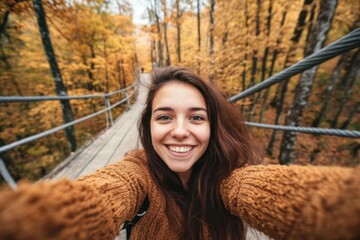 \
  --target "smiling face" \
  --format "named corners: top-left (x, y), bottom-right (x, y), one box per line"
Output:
top-left (150, 81), bottom-right (210, 186)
